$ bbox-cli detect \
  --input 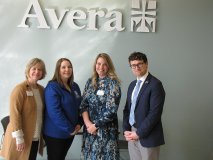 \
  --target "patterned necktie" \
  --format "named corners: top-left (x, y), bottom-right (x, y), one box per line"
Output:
top-left (129, 80), bottom-right (142, 126)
